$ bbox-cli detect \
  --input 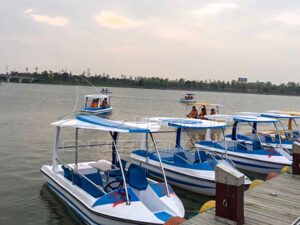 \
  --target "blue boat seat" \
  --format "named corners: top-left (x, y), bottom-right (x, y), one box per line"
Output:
top-left (252, 141), bottom-right (262, 150)
top-left (237, 142), bottom-right (247, 150)
top-left (109, 159), bottom-right (127, 178)
top-left (128, 164), bottom-right (148, 190)
top-left (293, 131), bottom-right (300, 137)
top-left (81, 173), bottom-right (104, 198)
top-left (285, 132), bottom-right (291, 139)
top-left (265, 136), bottom-right (273, 142)
top-left (61, 165), bottom-right (72, 181)
top-left (174, 152), bottom-right (188, 164)
top-left (73, 173), bottom-right (82, 187)
top-left (195, 151), bottom-right (207, 163)
top-left (275, 134), bottom-right (280, 141)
